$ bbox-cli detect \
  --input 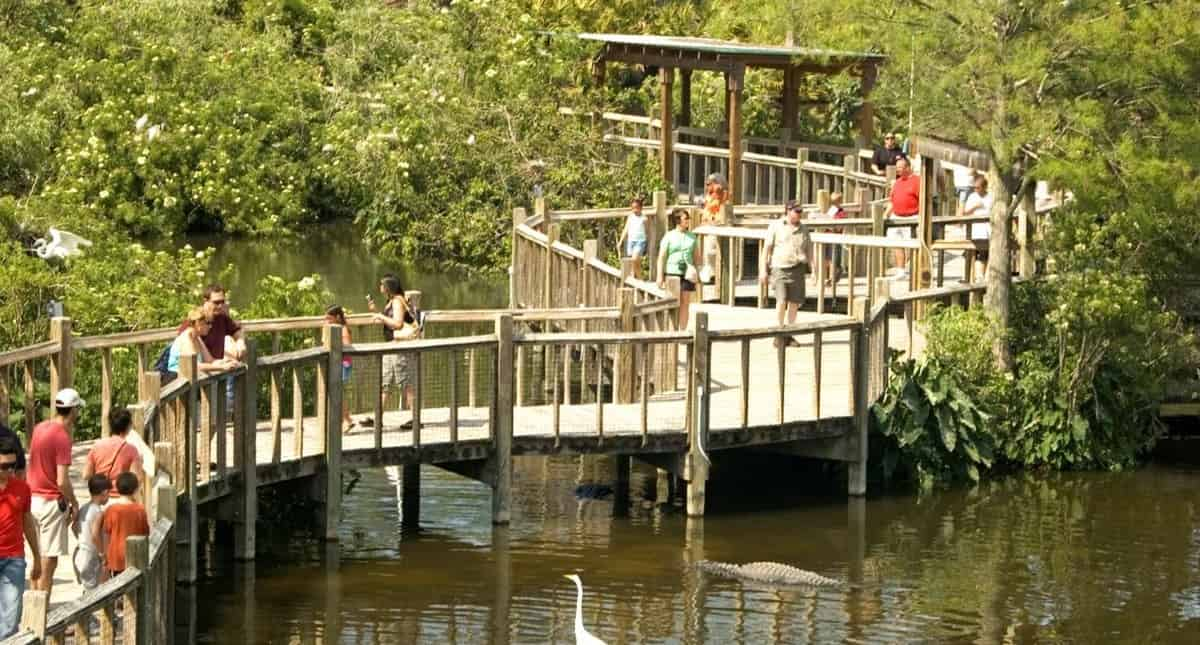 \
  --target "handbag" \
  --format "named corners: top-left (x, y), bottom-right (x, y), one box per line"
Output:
top-left (684, 264), bottom-right (700, 284)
